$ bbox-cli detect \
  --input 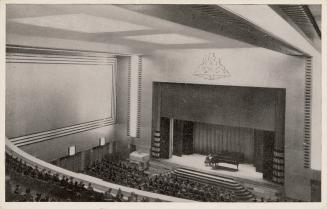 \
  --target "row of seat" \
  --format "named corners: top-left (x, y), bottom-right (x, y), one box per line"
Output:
top-left (172, 168), bottom-right (254, 201)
